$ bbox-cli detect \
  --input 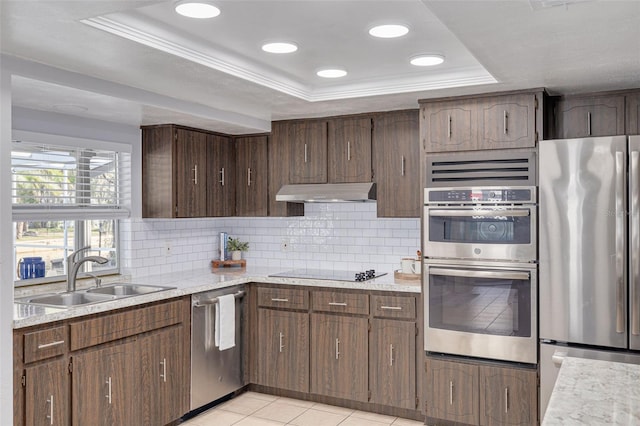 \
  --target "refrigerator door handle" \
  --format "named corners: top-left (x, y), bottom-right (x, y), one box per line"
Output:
top-left (551, 350), bottom-right (567, 367)
top-left (631, 150), bottom-right (640, 336)
top-left (615, 151), bottom-right (626, 334)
